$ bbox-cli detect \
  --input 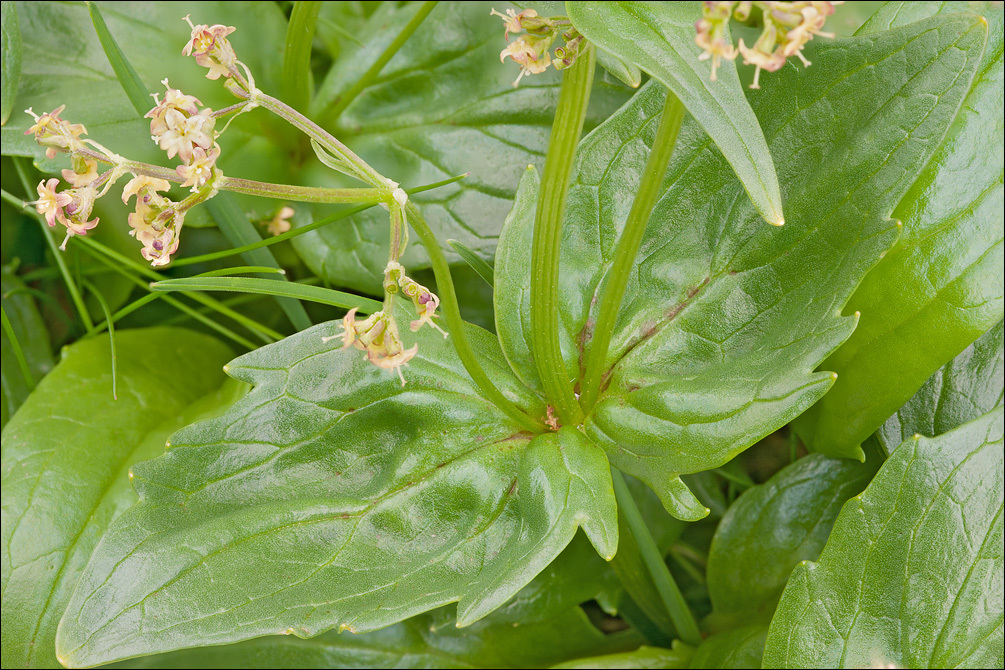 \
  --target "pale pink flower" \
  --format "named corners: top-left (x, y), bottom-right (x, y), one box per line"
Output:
top-left (176, 144), bottom-right (221, 189)
top-left (29, 178), bottom-right (72, 228)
